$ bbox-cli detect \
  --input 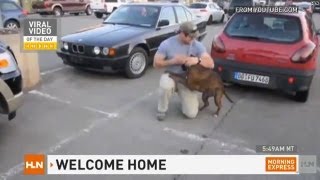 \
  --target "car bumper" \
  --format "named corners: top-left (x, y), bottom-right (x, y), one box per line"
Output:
top-left (33, 8), bottom-right (52, 13)
top-left (56, 51), bottom-right (129, 71)
top-left (92, 9), bottom-right (108, 13)
top-left (0, 70), bottom-right (23, 114)
top-left (214, 58), bottom-right (315, 92)
top-left (313, 7), bottom-right (320, 12)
